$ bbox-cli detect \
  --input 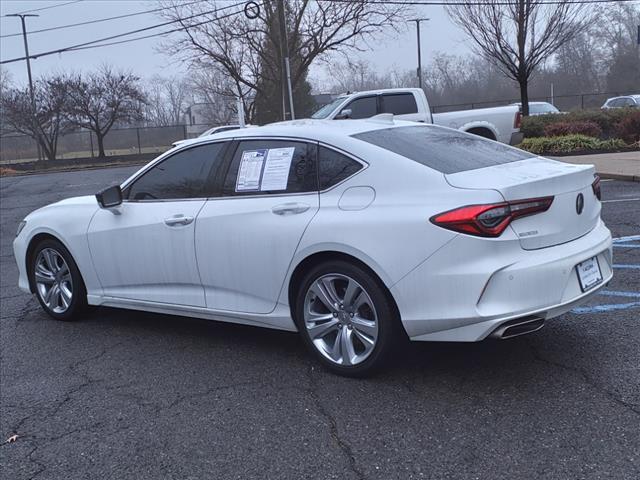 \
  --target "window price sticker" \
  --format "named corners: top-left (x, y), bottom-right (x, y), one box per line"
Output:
top-left (236, 149), bottom-right (267, 192)
top-left (260, 147), bottom-right (295, 191)
top-left (235, 147), bottom-right (295, 192)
